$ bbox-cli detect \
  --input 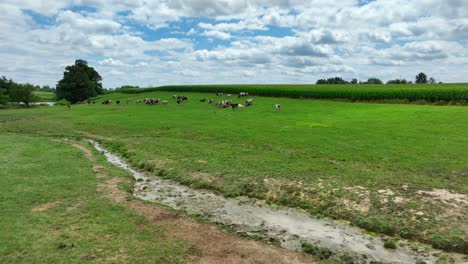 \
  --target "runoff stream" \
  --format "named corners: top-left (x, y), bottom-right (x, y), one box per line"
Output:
top-left (90, 140), bottom-right (466, 264)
